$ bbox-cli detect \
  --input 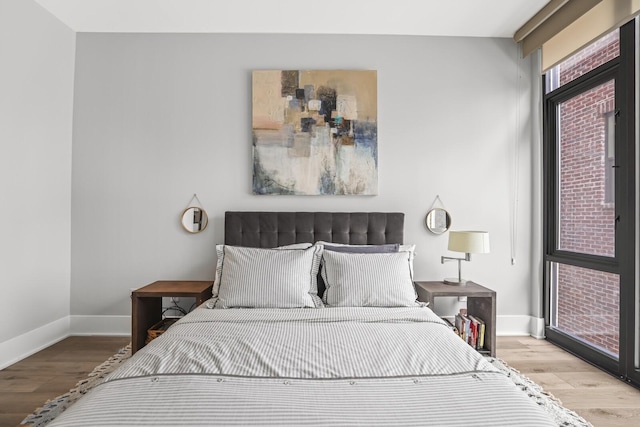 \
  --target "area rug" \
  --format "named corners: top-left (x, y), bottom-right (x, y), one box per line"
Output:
top-left (22, 348), bottom-right (591, 427)
top-left (486, 357), bottom-right (593, 427)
